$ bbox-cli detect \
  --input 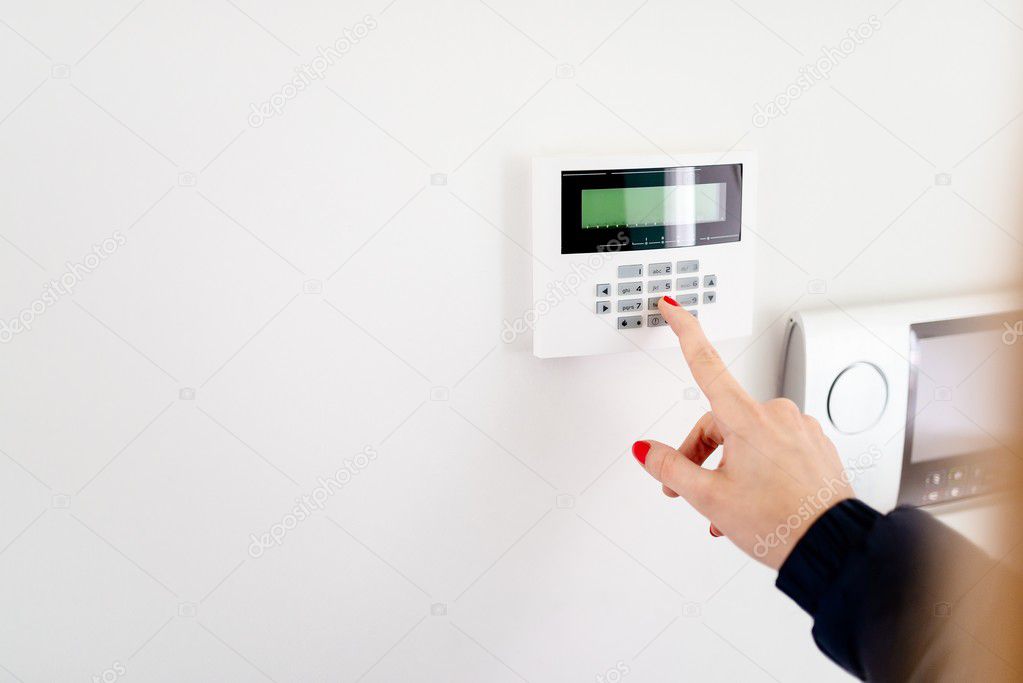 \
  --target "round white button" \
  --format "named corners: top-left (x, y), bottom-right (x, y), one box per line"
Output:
top-left (827, 362), bottom-right (888, 434)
